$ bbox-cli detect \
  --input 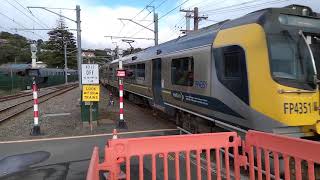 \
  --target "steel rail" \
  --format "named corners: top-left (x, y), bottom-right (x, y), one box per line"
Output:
top-left (0, 84), bottom-right (78, 123)
top-left (0, 83), bottom-right (78, 102)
